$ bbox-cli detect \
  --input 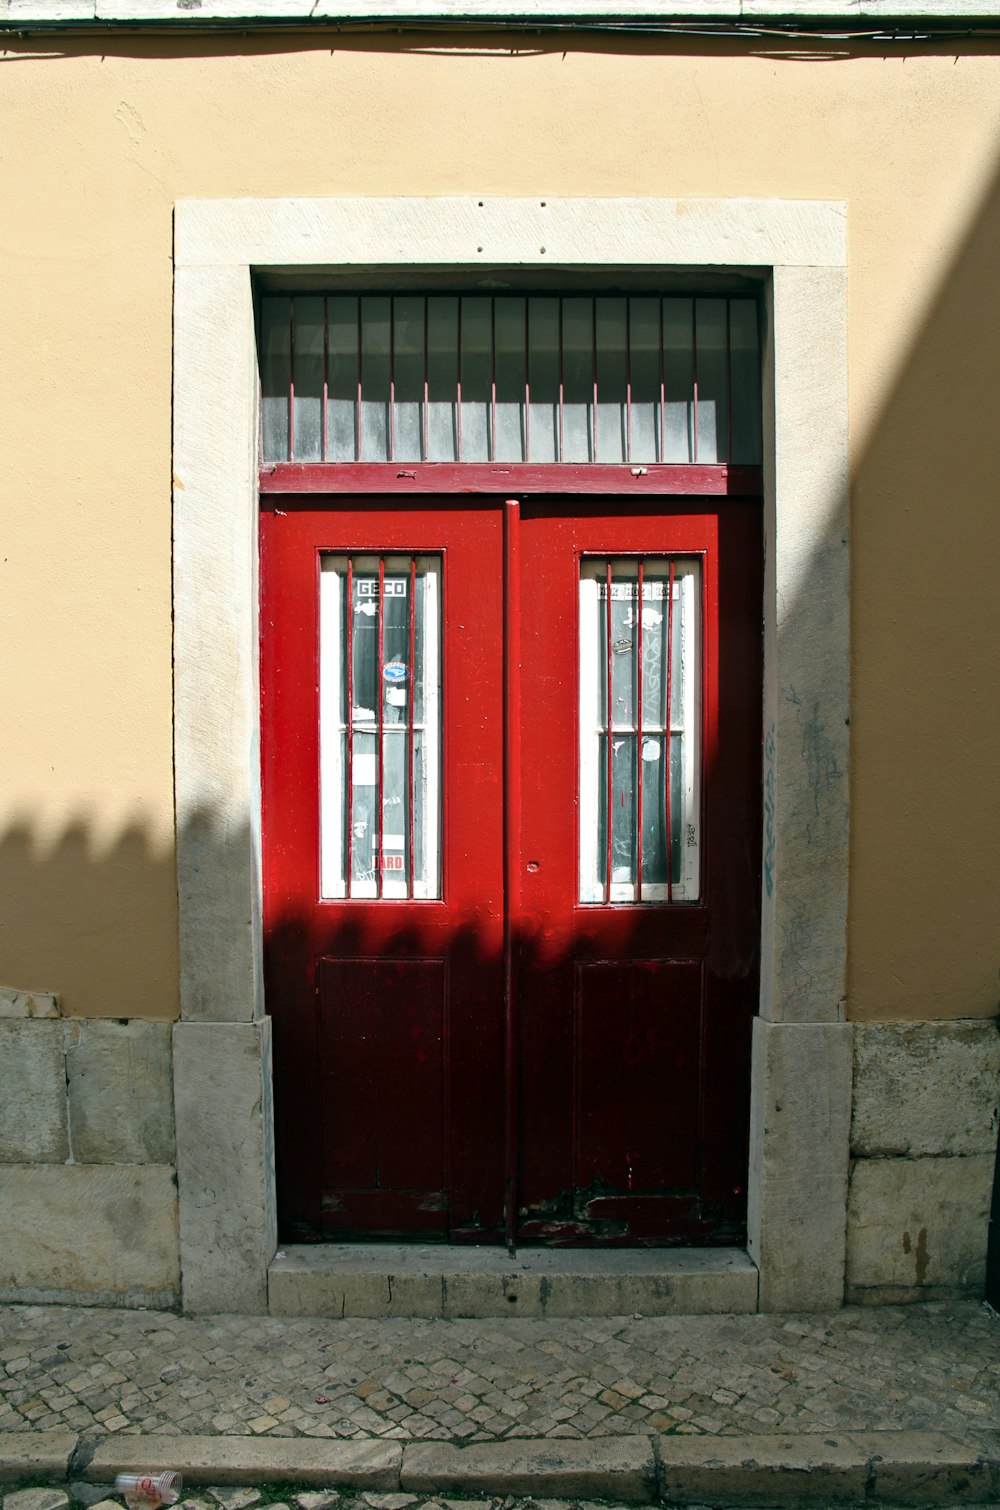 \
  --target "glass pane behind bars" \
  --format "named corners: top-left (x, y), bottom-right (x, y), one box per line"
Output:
top-left (579, 559), bottom-right (701, 904)
top-left (319, 555), bottom-right (441, 899)
top-left (260, 295), bottom-right (761, 465)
